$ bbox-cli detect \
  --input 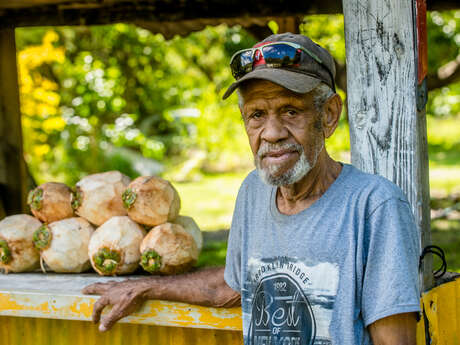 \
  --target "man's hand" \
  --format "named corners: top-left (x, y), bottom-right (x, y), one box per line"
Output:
top-left (83, 279), bottom-right (150, 332)
top-left (82, 267), bottom-right (241, 332)
top-left (368, 312), bottom-right (417, 345)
